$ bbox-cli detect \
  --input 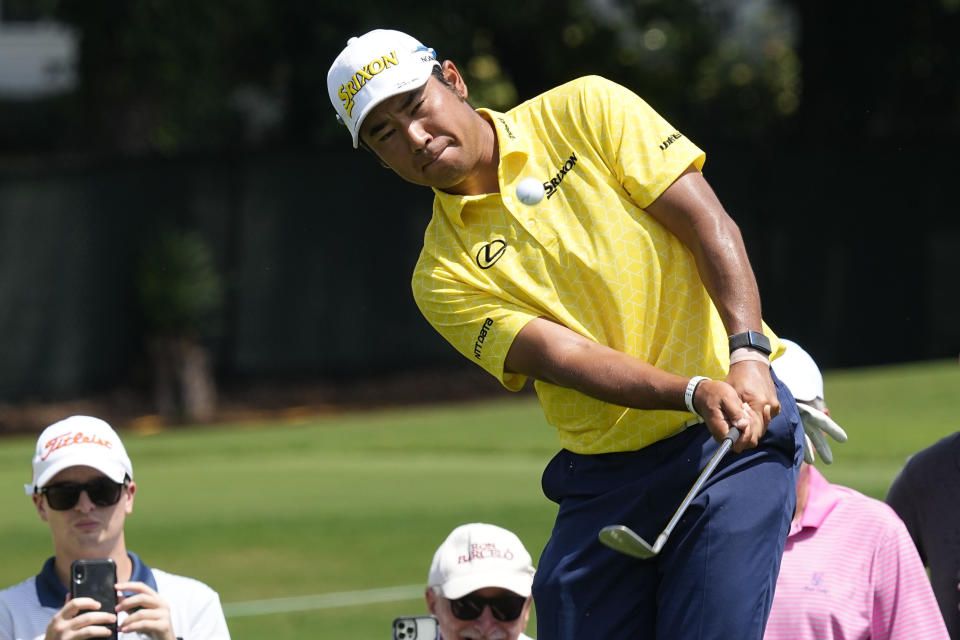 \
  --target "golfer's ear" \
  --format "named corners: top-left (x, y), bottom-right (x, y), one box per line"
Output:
top-left (441, 60), bottom-right (468, 100)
